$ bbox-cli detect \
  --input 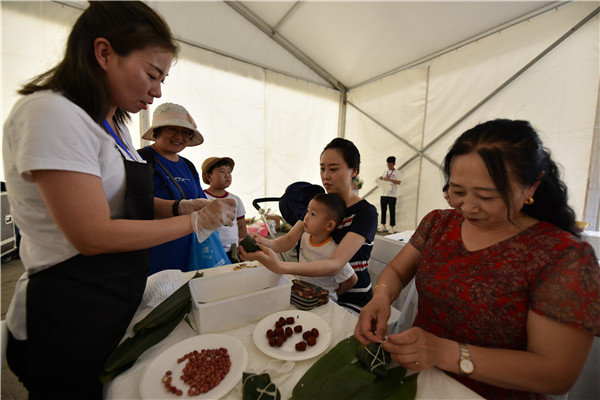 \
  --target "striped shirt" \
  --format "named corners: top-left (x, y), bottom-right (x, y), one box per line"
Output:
top-left (331, 199), bottom-right (378, 313)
